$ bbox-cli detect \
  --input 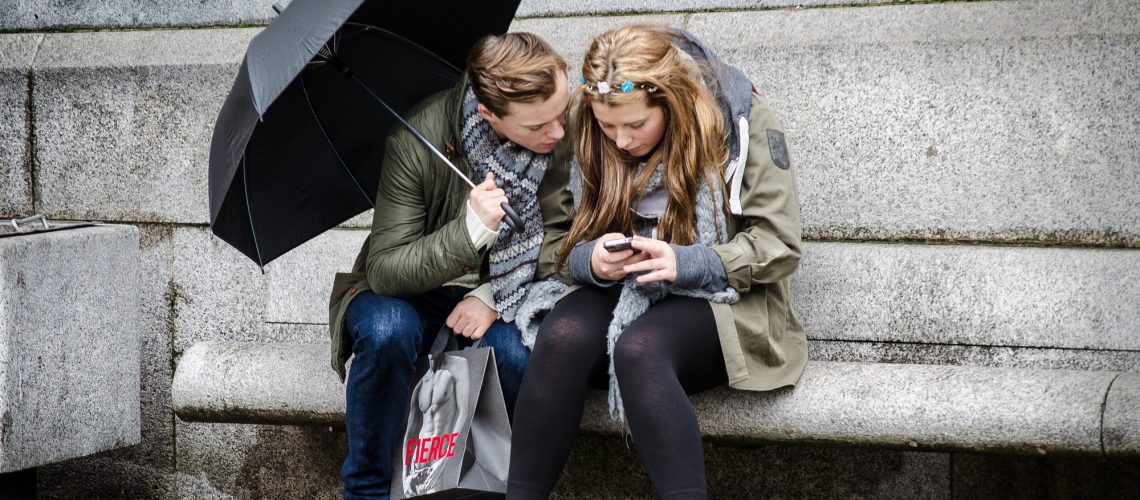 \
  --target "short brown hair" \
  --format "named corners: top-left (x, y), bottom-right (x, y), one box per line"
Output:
top-left (467, 32), bottom-right (567, 117)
